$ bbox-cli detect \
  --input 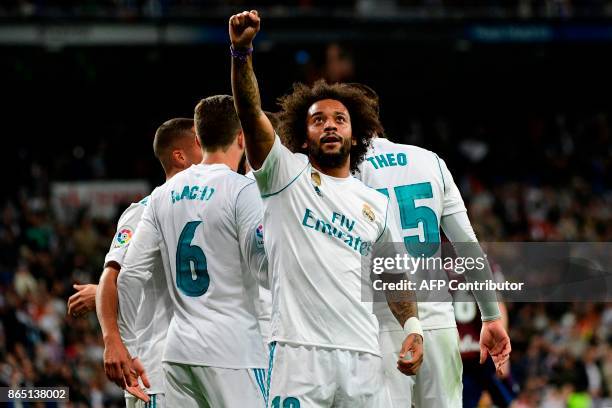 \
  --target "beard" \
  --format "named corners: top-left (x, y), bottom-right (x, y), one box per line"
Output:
top-left (308, 135), bottom-right (351, 169)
